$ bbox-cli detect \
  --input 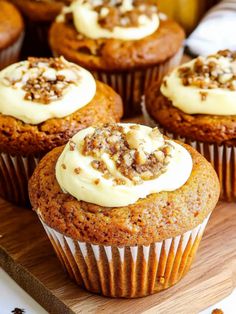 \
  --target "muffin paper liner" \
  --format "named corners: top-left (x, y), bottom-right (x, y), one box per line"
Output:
top-left (0, 153), bottom-right (41, 207)
top-left (142, 101), bottom-right (235, 201)
top-left (39, 214), bottom-right (210, 298)
top-left (0, 33), bottom-right (24, 70)
top-left (91, 48), bottom-right (183, 117)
